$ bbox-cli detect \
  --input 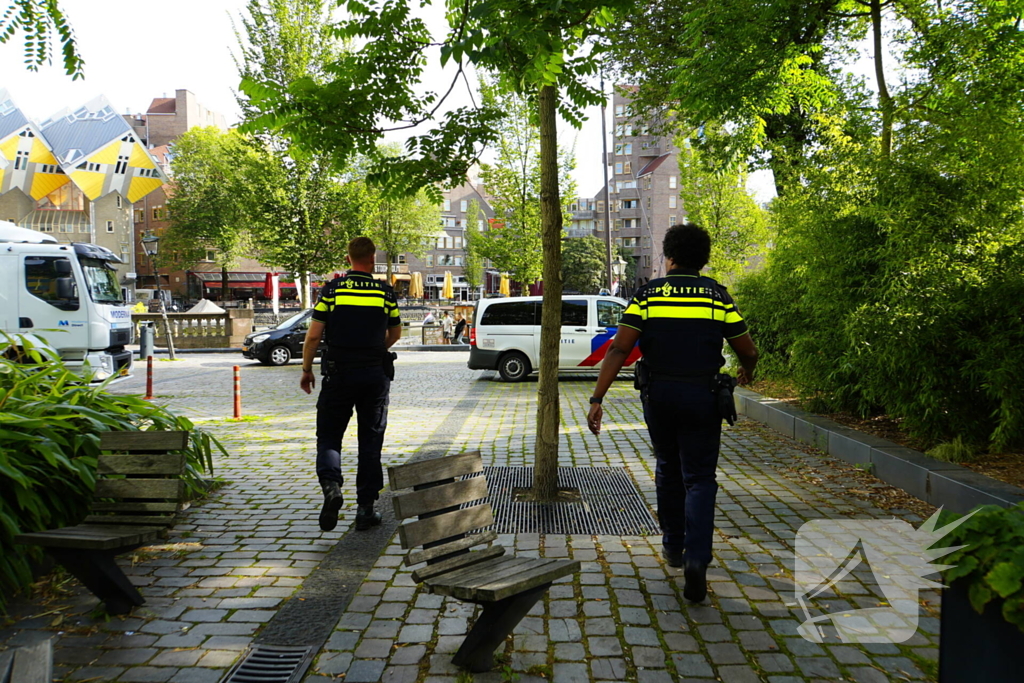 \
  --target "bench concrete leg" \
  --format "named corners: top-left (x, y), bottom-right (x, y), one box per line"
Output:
top-left (452, 583), bottom-right (550, 672)
top-left (49, 548), bottom-right (144, 615)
